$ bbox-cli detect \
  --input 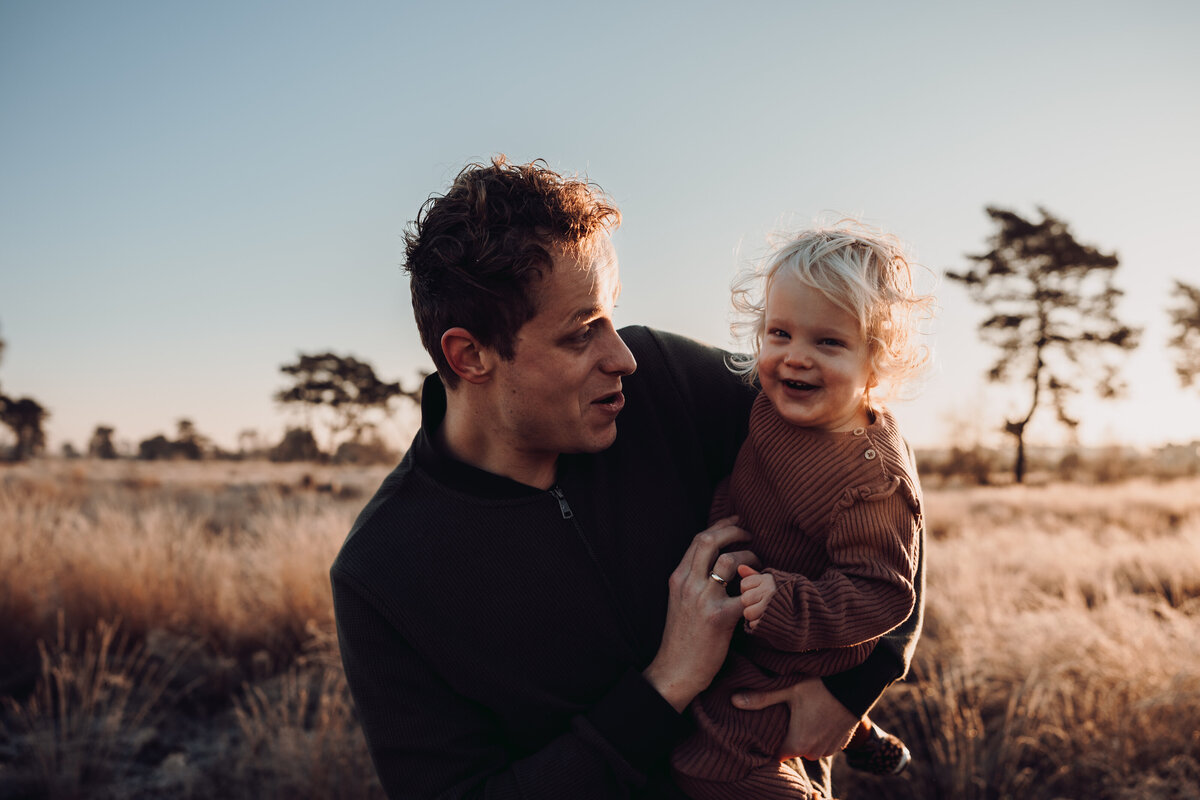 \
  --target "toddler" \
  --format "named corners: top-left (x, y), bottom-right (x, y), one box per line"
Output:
top-left (671, 223), bottom-right (934, 798)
